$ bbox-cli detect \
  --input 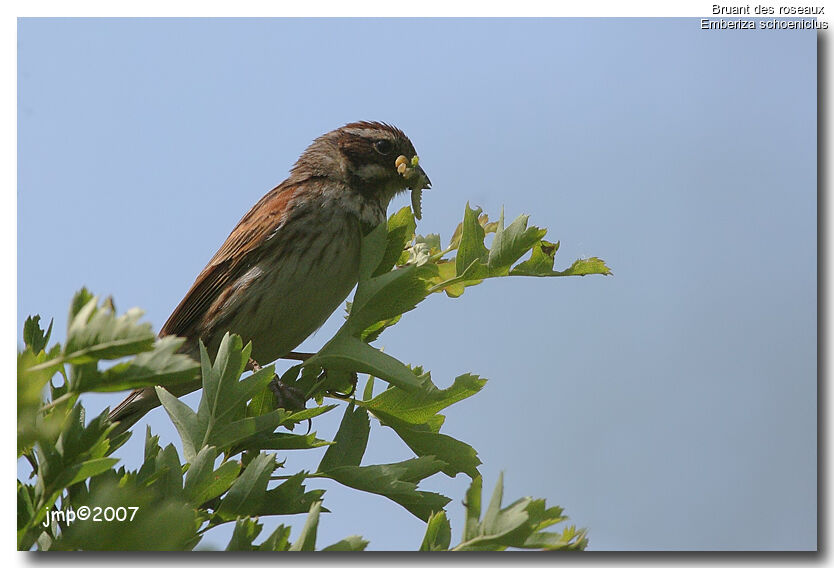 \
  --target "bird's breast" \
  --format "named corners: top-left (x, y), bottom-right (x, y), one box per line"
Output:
top-left (213, 210), bottom-right (363, 364)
